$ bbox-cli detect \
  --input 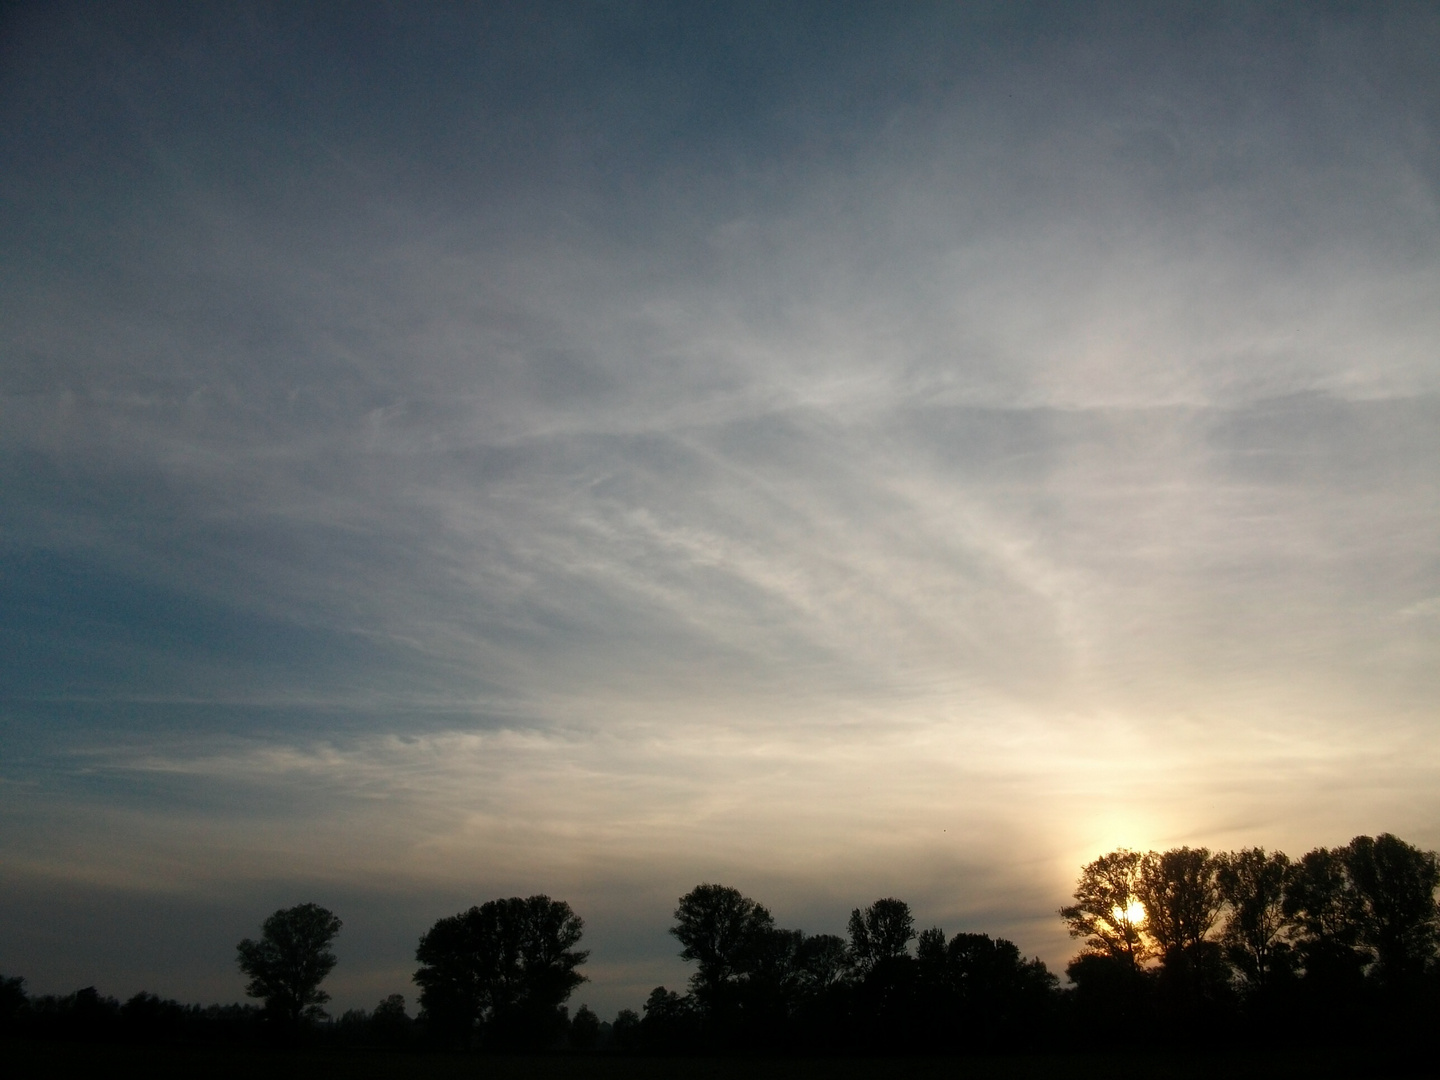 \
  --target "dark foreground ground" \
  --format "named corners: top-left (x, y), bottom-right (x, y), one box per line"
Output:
top-left (5, 1044), bottom-right (1435, 1080)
